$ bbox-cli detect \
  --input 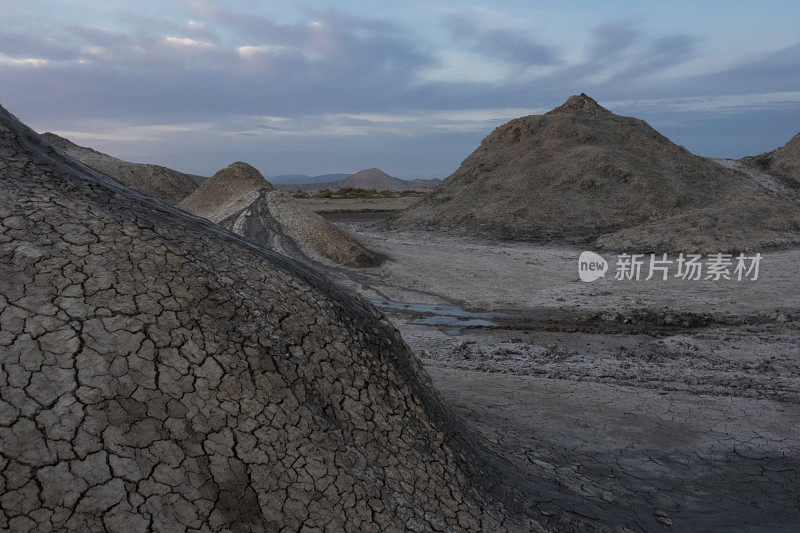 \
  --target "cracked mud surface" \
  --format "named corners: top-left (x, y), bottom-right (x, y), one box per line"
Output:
top-left (0, 104), bottom-right (583, 531)
top-left (5, 95), bottom-right (799, 531)
top-left (428, 368), bottom-right (800, 531)
top-left (325, 219), bottom-right (800, 530)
